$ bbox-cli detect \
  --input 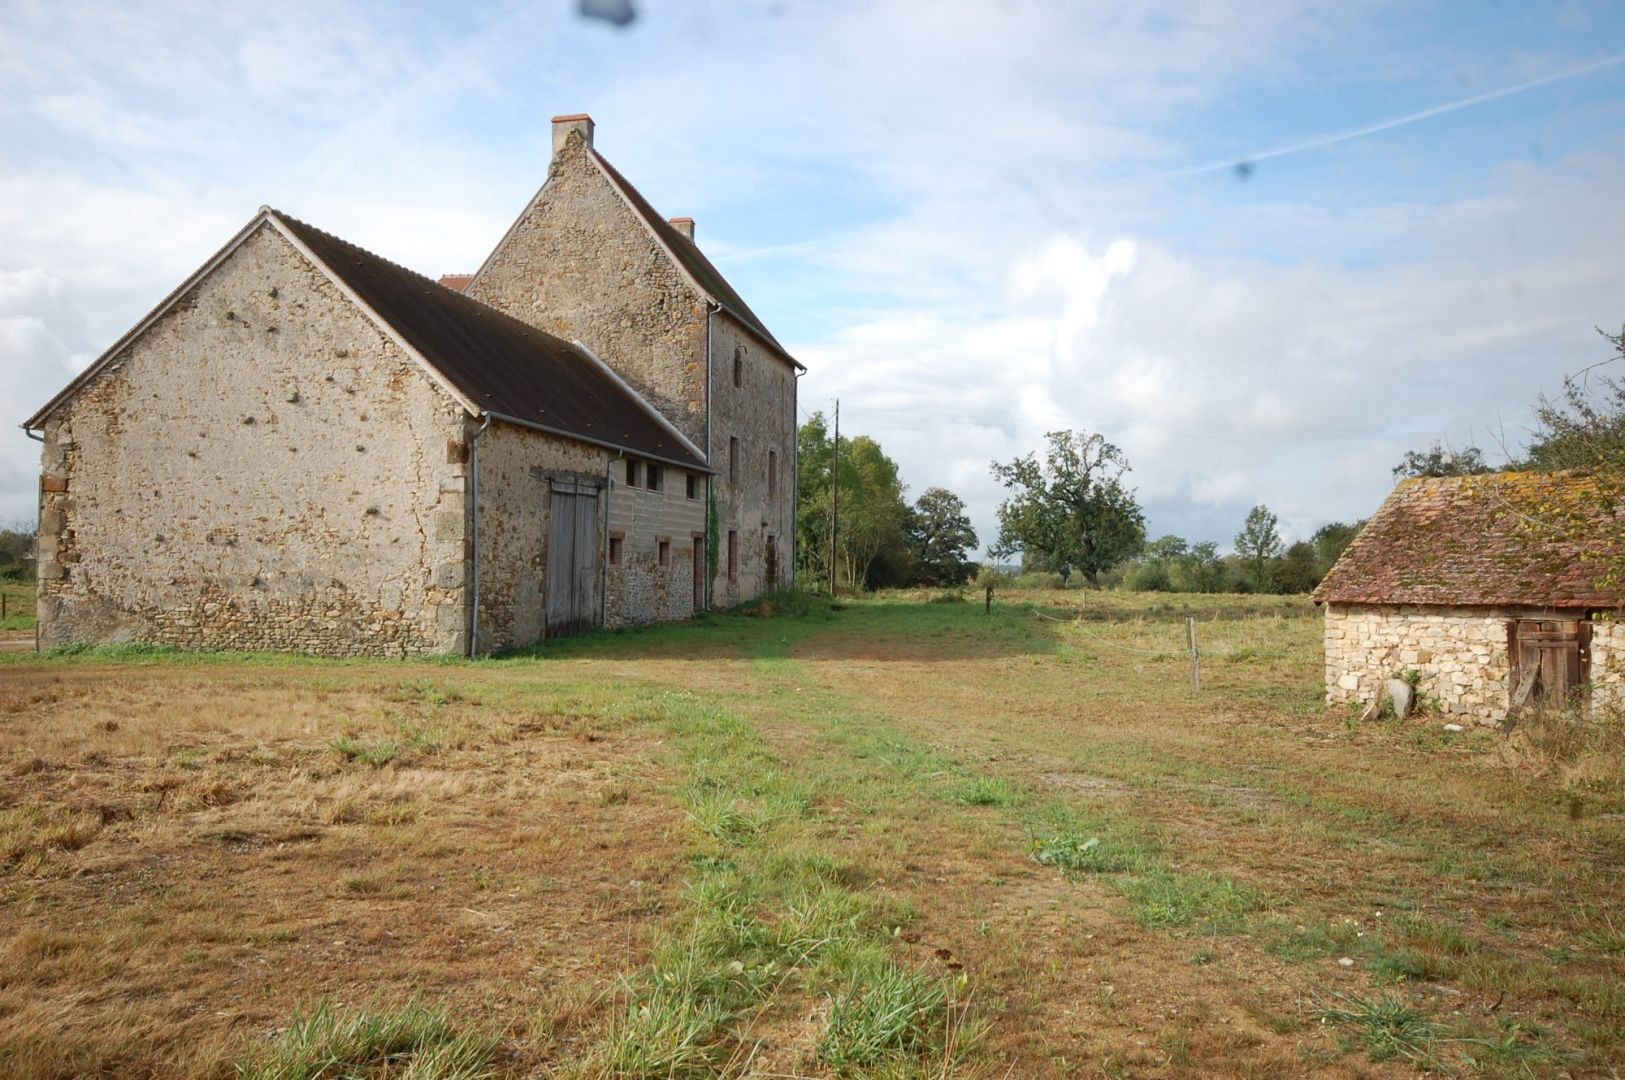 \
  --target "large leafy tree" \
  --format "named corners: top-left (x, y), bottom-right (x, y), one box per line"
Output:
top-left (907, 487), bottom-right (978, 586)
top-left (989, 430), bottom-right (1146, 588)
top-left (1234, 504), bottom-right (1283, 591)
